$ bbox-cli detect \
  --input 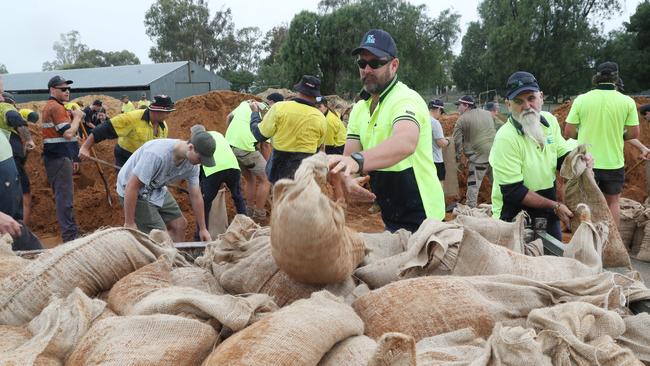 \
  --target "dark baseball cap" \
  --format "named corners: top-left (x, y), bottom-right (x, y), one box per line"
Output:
top-left (454, 95), bottom-right (475, 106)
top-left (189, 125), bottom-right (216, 167)
top-left (640, 104), bottom-right (650, 115)
top-left (505, 71), bottom-right (540, 100)
top-left (352, 29), bottom-right (398, 59)
top-left (1, 92), bottom-right (16, 104)
top-left (597, 61), bottom-right (619, 75)
top-left (92, 99), bottom-right (103, 106)
top-left (294, 75), bottom-right (322, 98)
top-left (266, 92), bottom-right (284, 103)
top-left (428, 99), bottom-right (445, 113)
top-left (47, 75), bottom-right (73, 88)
